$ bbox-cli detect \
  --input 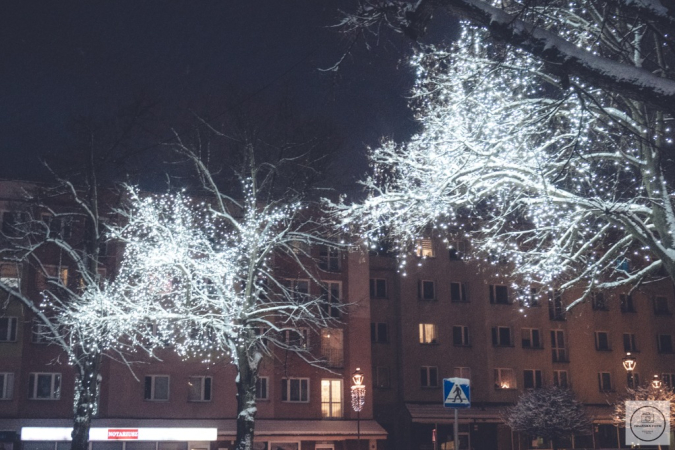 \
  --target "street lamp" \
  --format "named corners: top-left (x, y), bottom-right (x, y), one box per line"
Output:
top-left (652, 374), bottom-right (663, 389)
top-left (623, 352), bottom-right (637, 388)
top-left (351, 367), bottom-right (366, 449)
